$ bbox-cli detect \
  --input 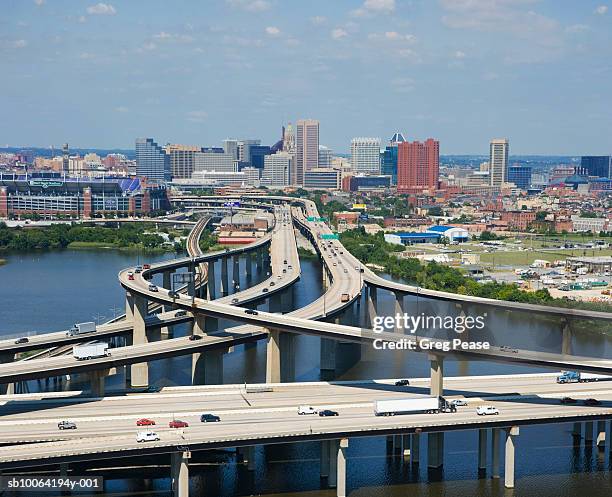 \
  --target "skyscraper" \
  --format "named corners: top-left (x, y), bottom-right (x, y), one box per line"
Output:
top-left (295, 119), bottom-right (319, 185)
top-left (489, 138), bottom-right (509, 187)
top-left (62, 143), bottom-right (69, 174)
top-left (318, 146), bottom-right (333, 168)
top-left (136, 138), bottom-right (171, 182)
top-left (262, 152), bottom-right (292, 187)
top-left (283, 123), bottom-right (295, 154)
top-left (194, 149), bottom-right (236, 173)
top-left (397, 138), bottom-right (439, 193)
top-left (507, 165), bottom-right (532, 189)
top-left (165, 144), bottom-right (201, 179)
top-left (222, 139), bottom-right (240, 160)
top-left (351, 137), bottom-right (381, 174)
top-left (581, 156), bottom-right (611, 178)
top-left (380, 133), bottom-right (405, 184)
top-left (238, 139), bottom-right (261, 165)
